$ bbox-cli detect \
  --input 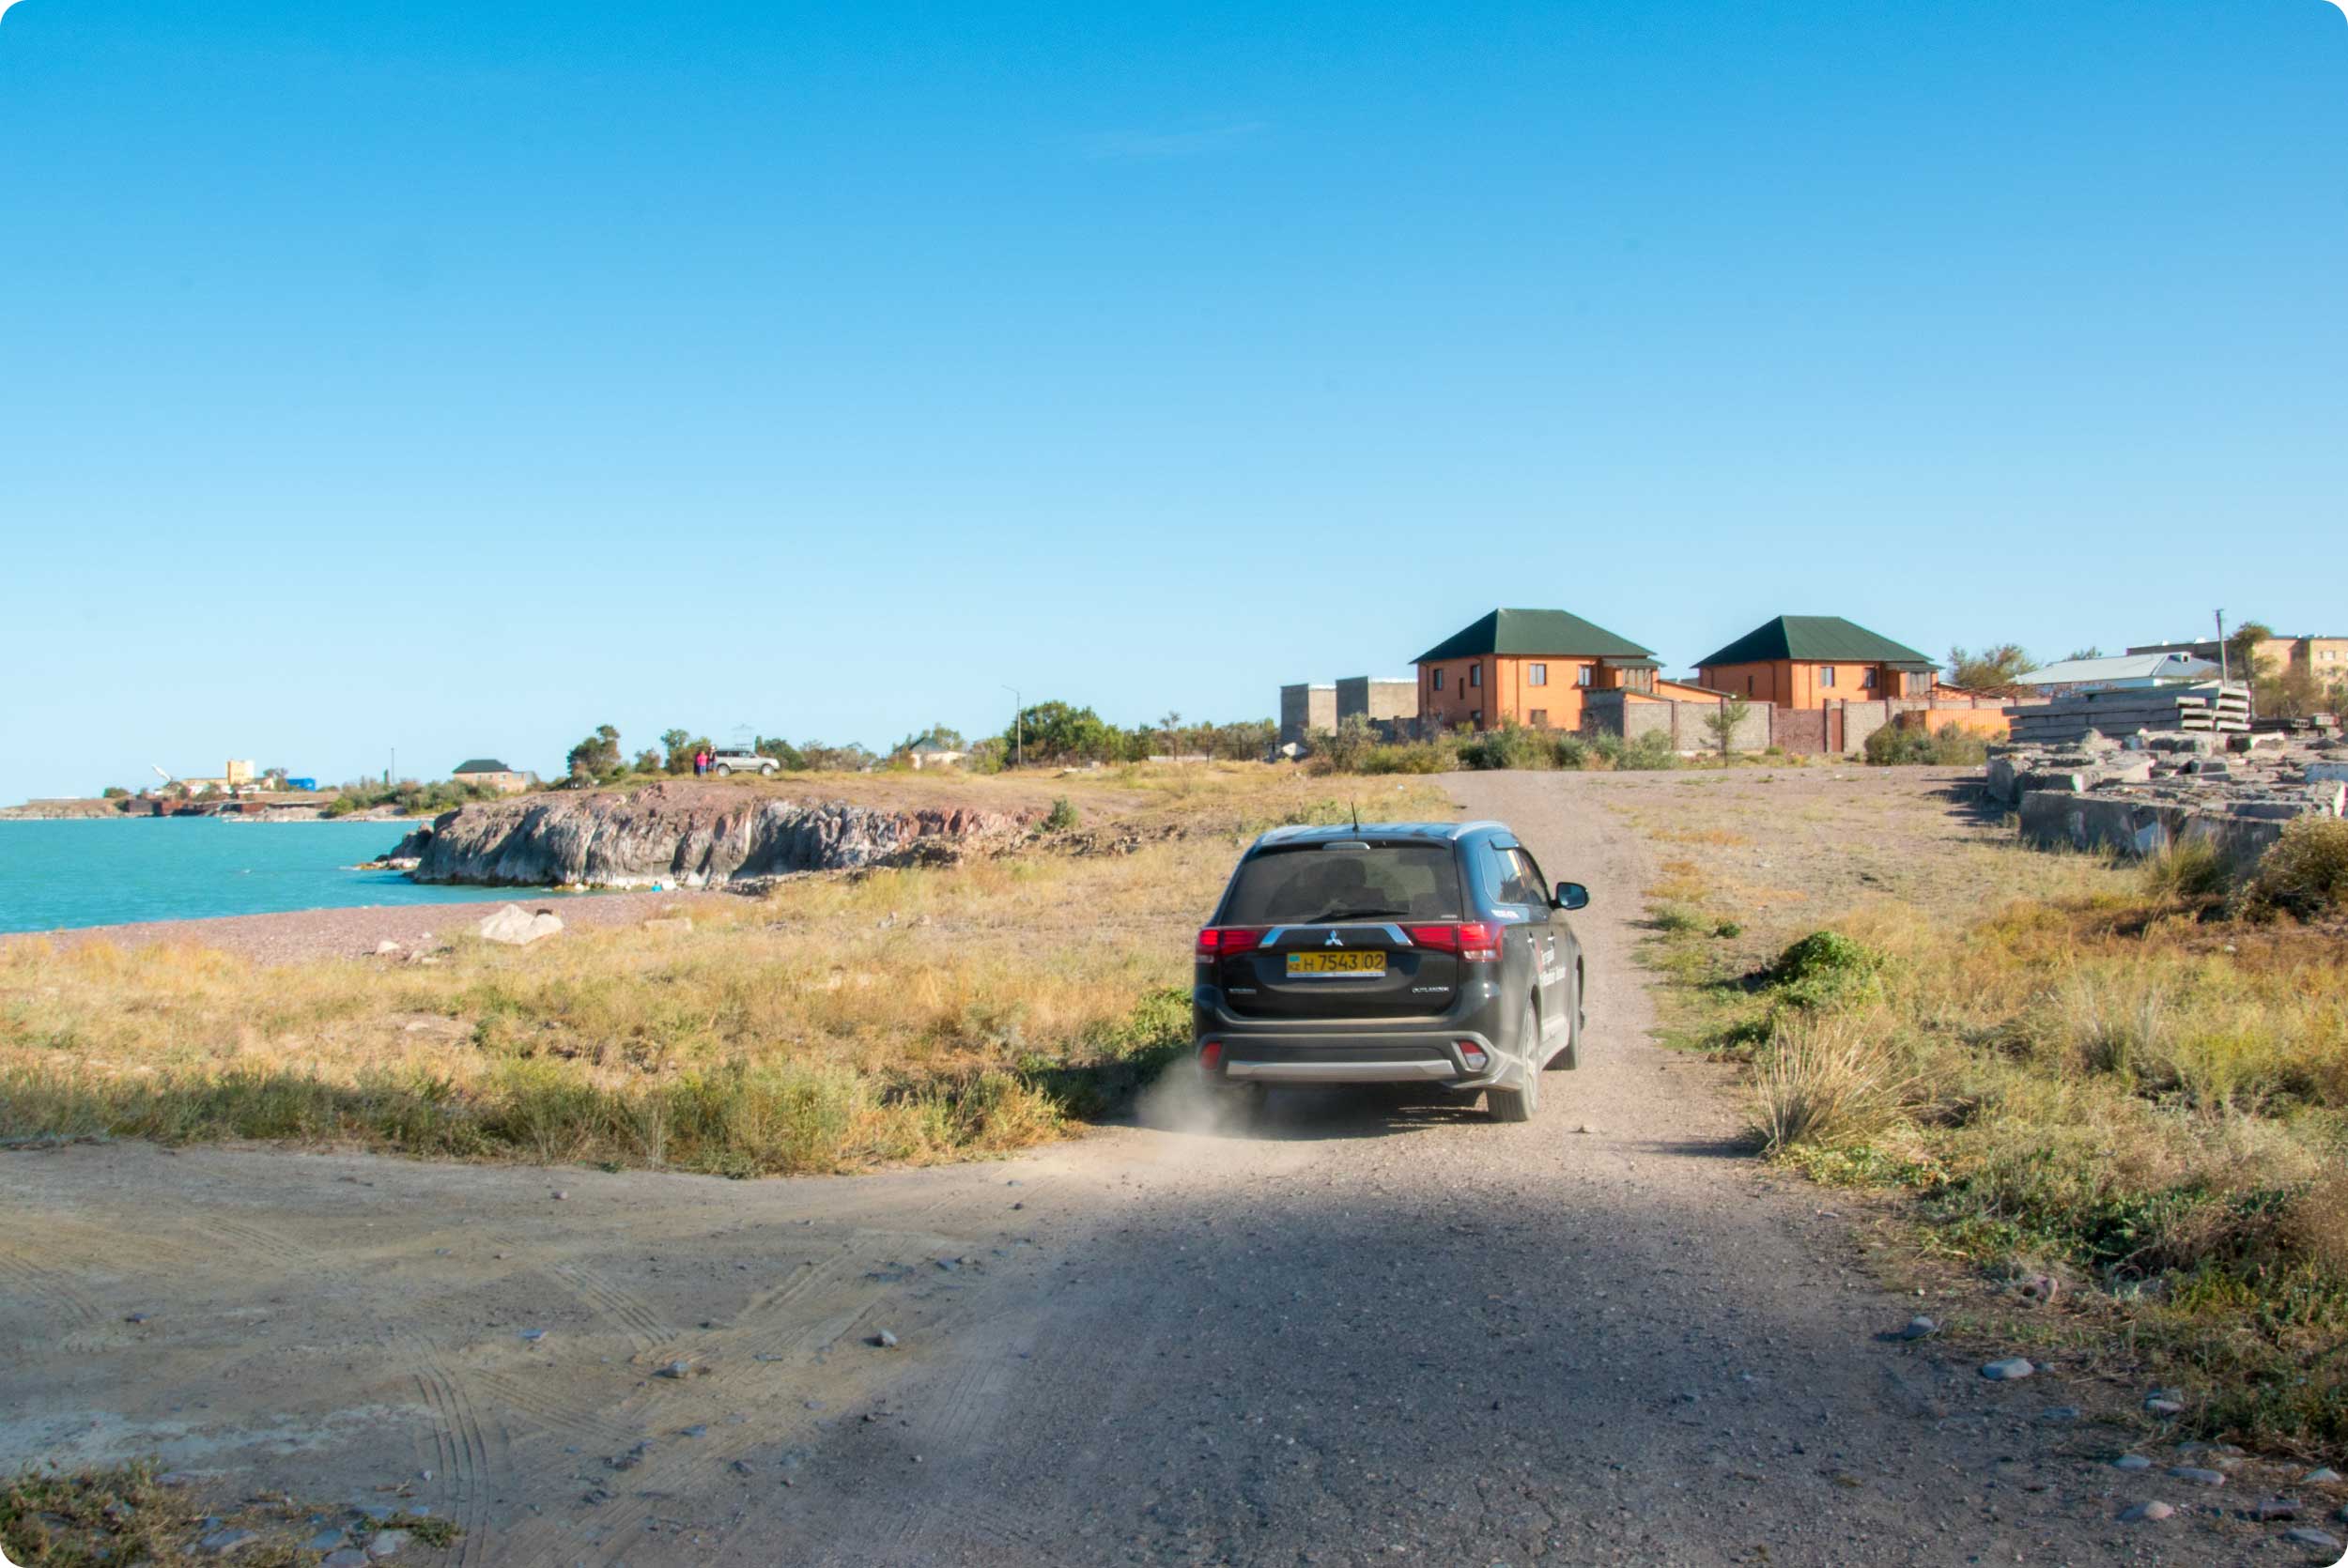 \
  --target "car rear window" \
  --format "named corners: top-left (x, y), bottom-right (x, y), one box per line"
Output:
top-left (1222, 843), bottom-right (1465, 924)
